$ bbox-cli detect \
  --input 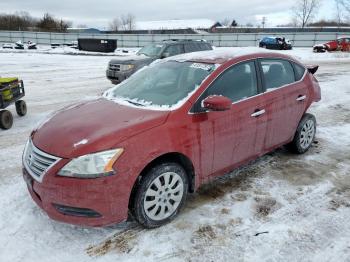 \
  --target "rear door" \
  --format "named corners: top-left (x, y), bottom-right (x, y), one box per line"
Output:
top-left (258, 58), bottom-right (309, 150)
top-left (191, 60), bottom-right (267, 176)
